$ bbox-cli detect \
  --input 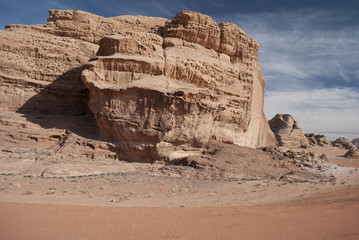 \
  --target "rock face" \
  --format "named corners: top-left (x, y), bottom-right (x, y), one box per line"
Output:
top-left (351, 138), bottom-right (359, 148)
top-left (268, 114), bottom-right (309, 148)
top-left (344, 149), bottom-right (359, 159)
top-left (332, 137), bottom-right (357, 150)
top-left (0, 10), bottom-right (276, 162)
top-left (305, 133), bottom-right (330, 146)
top-left (82, 11), bottom-right (276, 161)
top-left (0, 9), bottom-right (166, 114)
